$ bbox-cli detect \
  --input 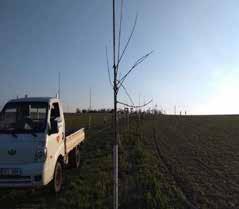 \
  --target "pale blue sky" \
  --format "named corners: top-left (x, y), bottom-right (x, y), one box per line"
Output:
top-left (1, 0), bottom-right (239, 114)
